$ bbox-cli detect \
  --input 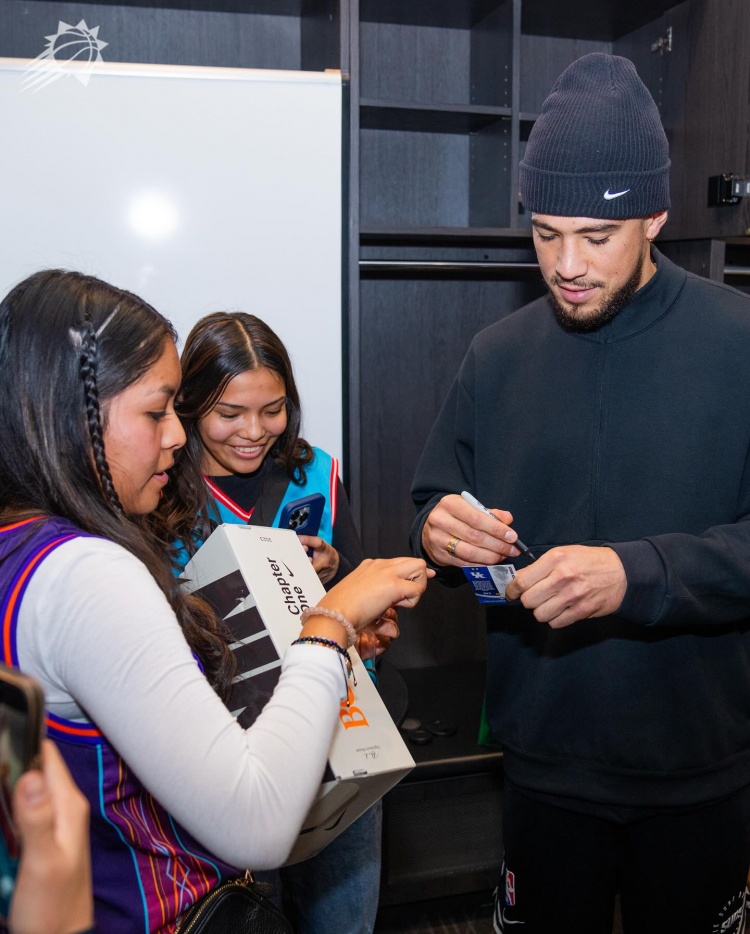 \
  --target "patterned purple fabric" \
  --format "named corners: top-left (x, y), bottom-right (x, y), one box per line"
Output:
top-left (0, 516), bottom-right (237, 933)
